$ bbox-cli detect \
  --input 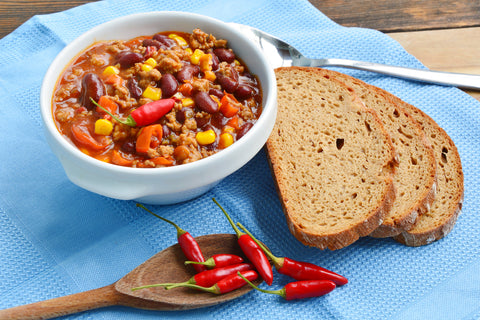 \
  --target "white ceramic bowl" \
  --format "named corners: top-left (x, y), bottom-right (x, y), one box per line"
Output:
top-left (40, 11), bottom-right (277, 205)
